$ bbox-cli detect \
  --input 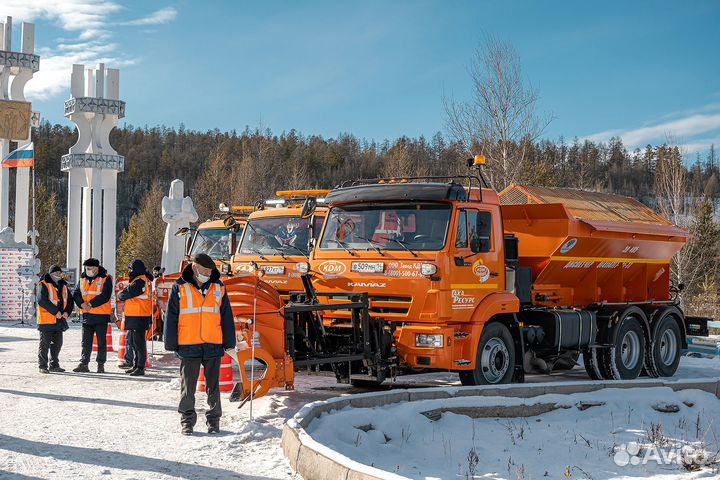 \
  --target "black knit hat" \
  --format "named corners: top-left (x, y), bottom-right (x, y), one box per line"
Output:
top-left (192, 253), bottom-right (216, 270)
top-left (49, 265), bottom-right (62, 274)
top-left (83, 258), bottom-right (100, 267)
